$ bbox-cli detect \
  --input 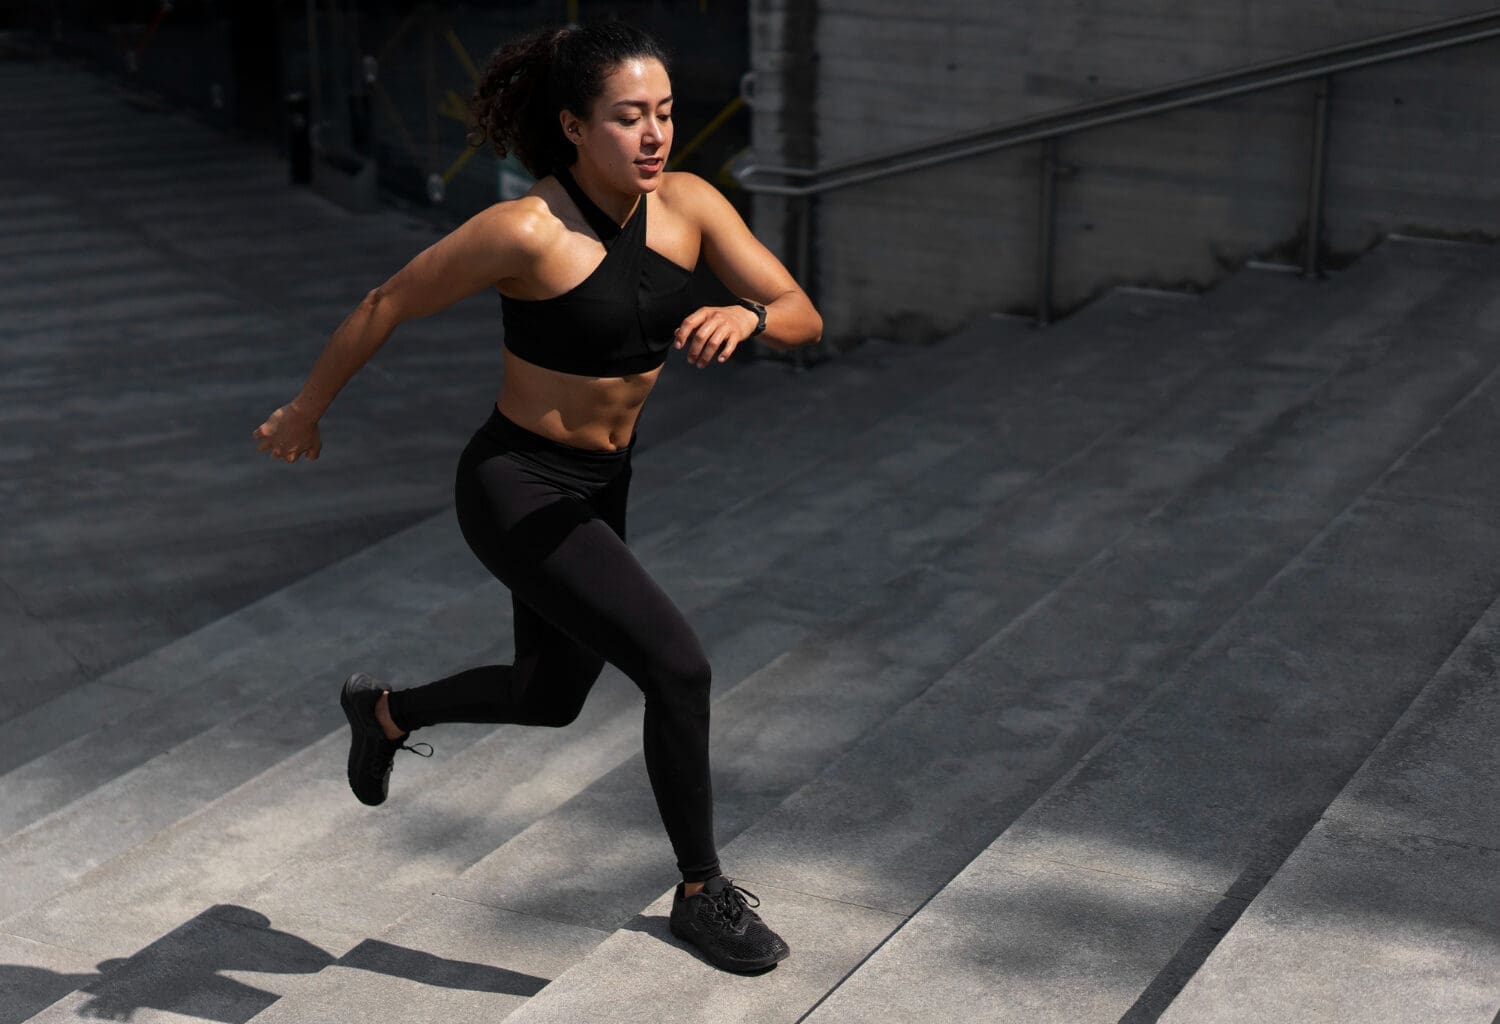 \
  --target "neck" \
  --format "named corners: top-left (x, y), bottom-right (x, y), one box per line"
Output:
top-left (566, 162), bottom-right (641, 227)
